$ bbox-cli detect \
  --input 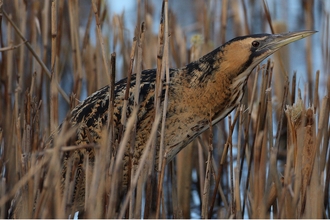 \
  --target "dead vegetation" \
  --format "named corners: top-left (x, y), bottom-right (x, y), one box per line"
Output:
top-left (0, 0), bottom-right (329, 218)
